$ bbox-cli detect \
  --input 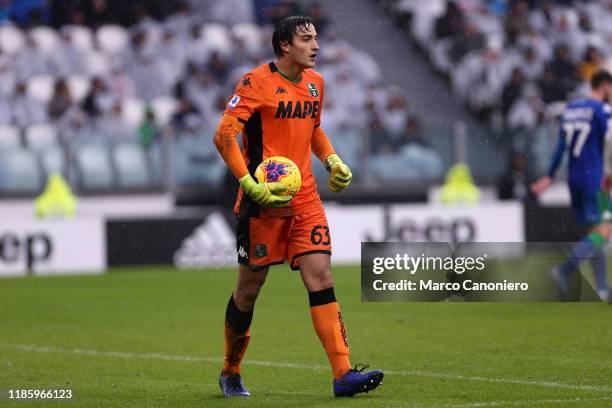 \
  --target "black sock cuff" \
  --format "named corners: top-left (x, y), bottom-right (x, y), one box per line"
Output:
top-left (225, 294), bottom-right (253, 334)
top-left (308, 287), bottom-right (336, 307)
